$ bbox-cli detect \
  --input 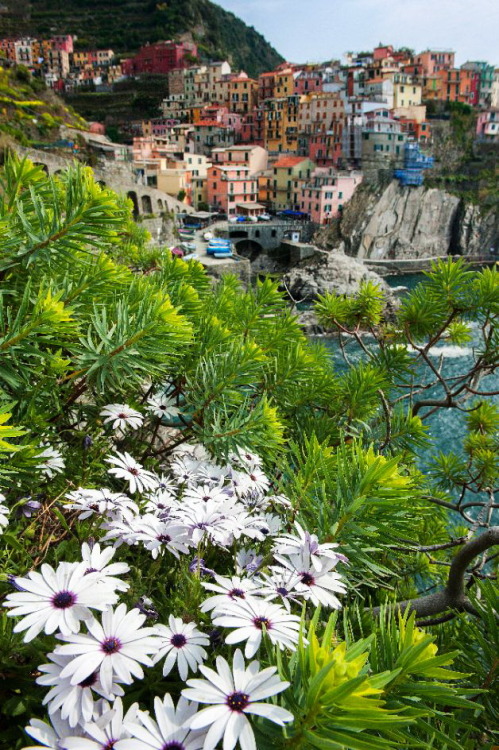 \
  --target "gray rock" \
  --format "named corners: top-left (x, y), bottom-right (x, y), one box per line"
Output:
top-left (283, 247), bottom-right (392, 303)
